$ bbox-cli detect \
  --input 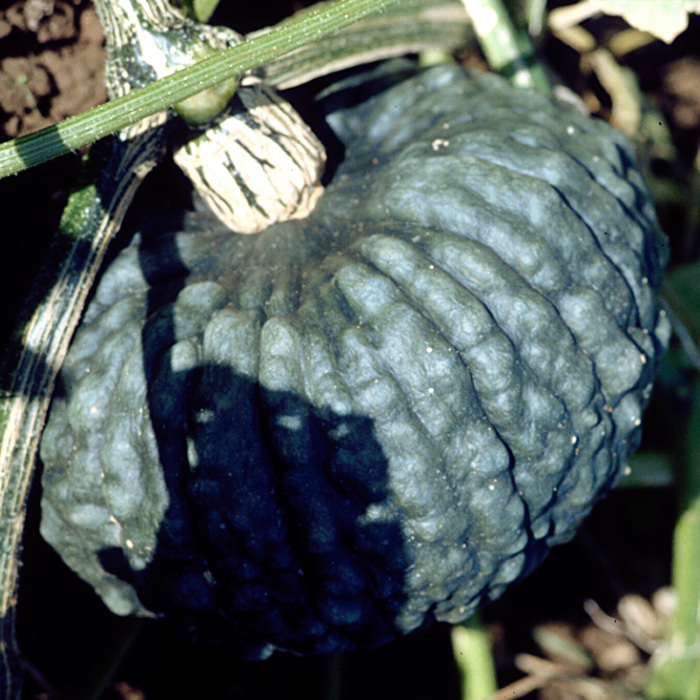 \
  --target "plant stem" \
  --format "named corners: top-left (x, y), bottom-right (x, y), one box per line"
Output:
top-left (0, 0), bottom-right (397, 178)
top-left (452, 615), bottom-right (499, 700)
top-left (645, 378), bottom-right (700, 700)
top-left (186, 0), bottom-right (222, 22)
top-left (258, 0), bottom-right (471, 89)
top-left (525, 0), bottom-right (548, 36)
top-left (459, 0), bottom-right (549, 91)
top-left (0, 128), bottom-right (164, 700)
